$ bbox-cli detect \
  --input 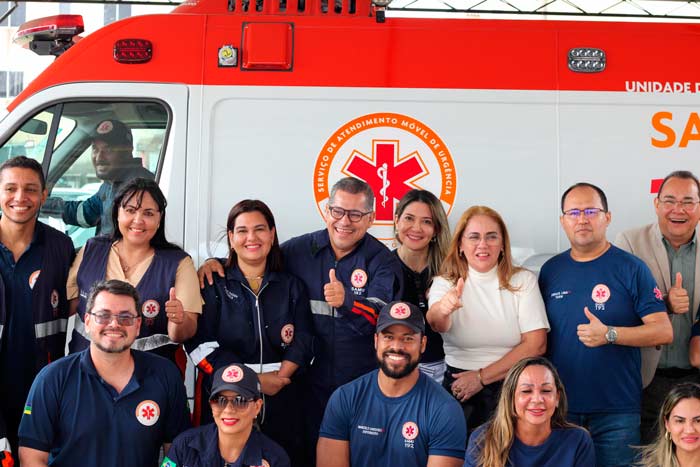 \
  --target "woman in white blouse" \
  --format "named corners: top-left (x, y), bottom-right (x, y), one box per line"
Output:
top-left (427, 205), bottom-right (549, 435)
